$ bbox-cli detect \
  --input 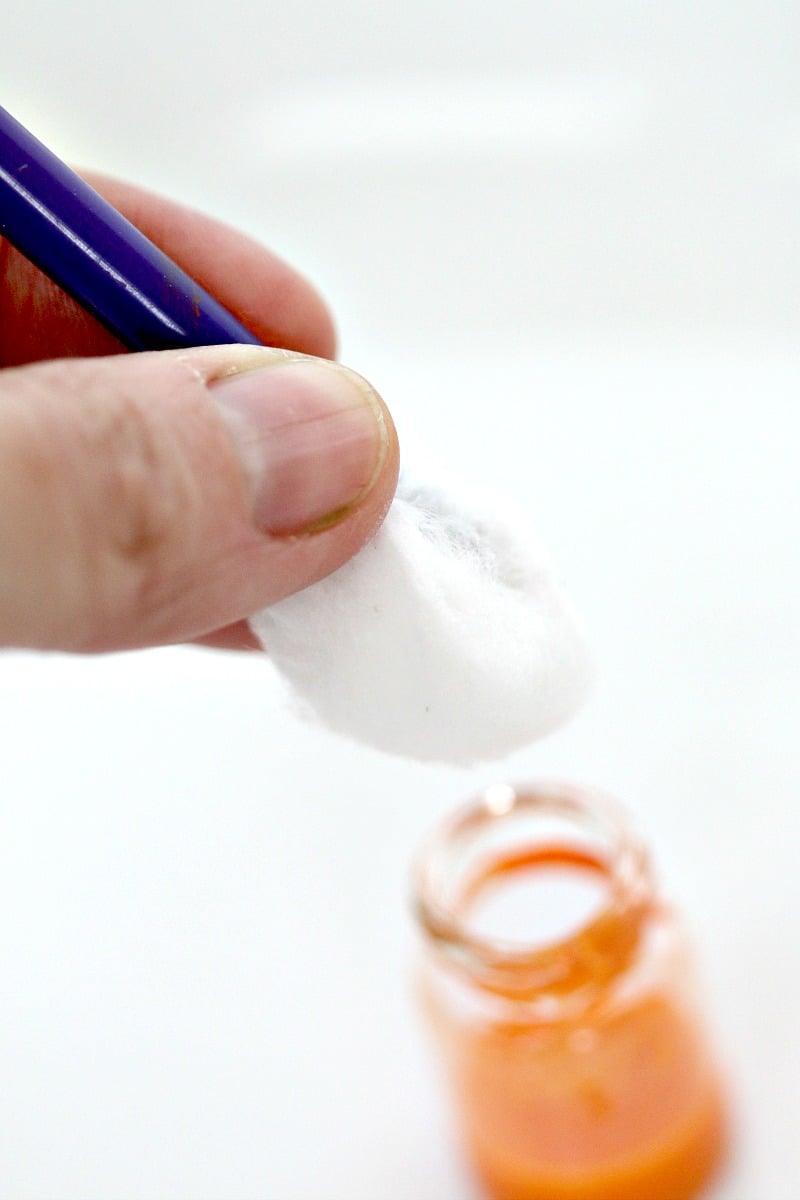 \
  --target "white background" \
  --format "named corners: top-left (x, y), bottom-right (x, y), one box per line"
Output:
top-left (2, 2), bottom-right (799, 1196)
